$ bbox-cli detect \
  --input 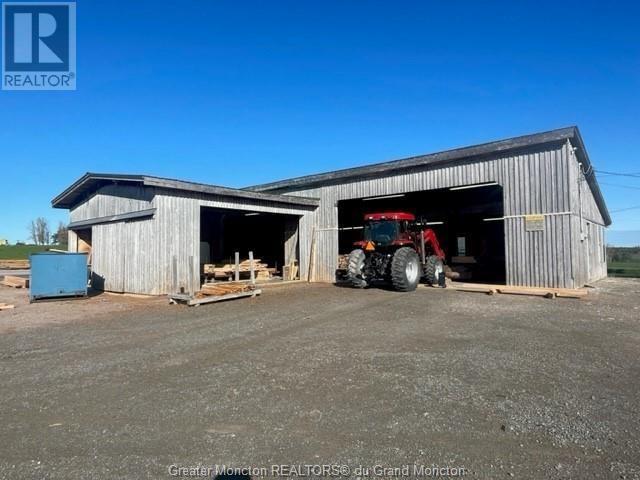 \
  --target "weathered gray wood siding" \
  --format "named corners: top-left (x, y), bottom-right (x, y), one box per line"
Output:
top-left (280, 141), bottom-right (607, 288)
top-left (566, 147), bottom-right (608, 285)
top-left (152, 189), bottom-right (313, 294)
top-left (65, 138), bottom-right (608, 293)
top-left (68, 185), bottom-right (312, 295)
top-left (69, 184), bottom-right (153, 222)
